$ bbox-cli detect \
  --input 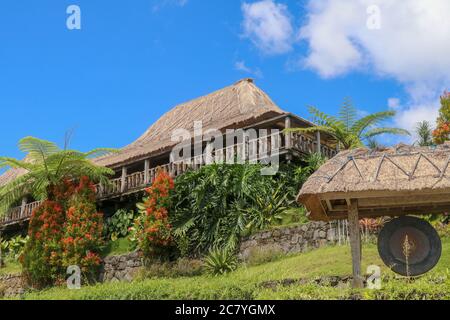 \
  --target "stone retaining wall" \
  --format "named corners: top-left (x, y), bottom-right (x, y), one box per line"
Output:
top-left (99, 251), bottom-right (143, 282)
top-left (0, 274), bottom-right (25, 298)
top-left (239, 222), bottom-right (338, 260)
